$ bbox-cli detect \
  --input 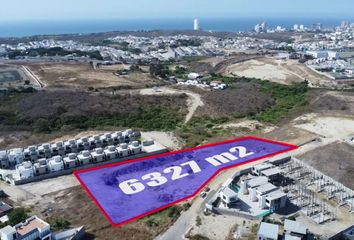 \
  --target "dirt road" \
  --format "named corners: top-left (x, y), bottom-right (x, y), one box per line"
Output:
top-left (140, 87), bottom-right (204, 123)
